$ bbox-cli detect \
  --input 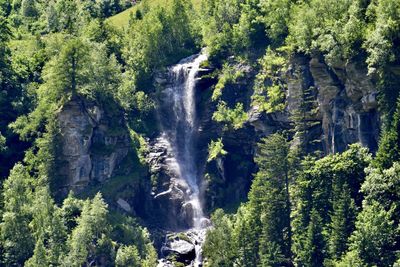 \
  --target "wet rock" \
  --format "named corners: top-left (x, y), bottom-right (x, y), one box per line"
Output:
top-left (117, 198), bottom-right (132, 213)
top-left (162, 234), bottom-right (196, 265)
top-left (160, 229), bottom-right (209, 267)
top-left (308, 57), bottom-right (379, 153)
